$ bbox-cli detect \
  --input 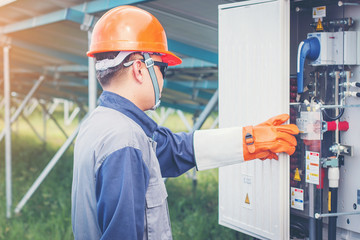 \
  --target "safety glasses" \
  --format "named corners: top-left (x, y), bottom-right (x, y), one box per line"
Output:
top-left (123, 59), bottom-right (168, 78)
